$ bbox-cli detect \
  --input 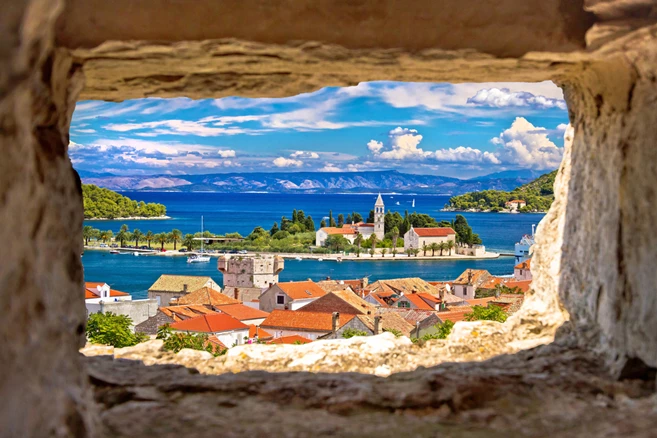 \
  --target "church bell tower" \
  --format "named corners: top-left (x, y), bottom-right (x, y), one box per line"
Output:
top-left (374, 193), bottom-right (385, 240)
